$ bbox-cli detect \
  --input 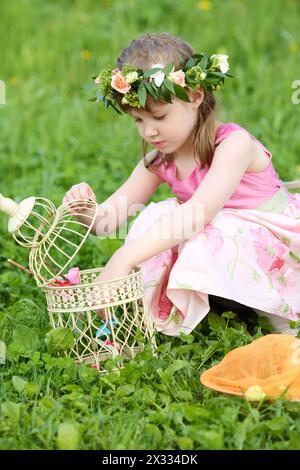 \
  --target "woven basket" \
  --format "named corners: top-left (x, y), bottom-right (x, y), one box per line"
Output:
top-left (43, 266), bottom-right (156, 372)
top-left (0, 194), bottom-right (157, 373)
